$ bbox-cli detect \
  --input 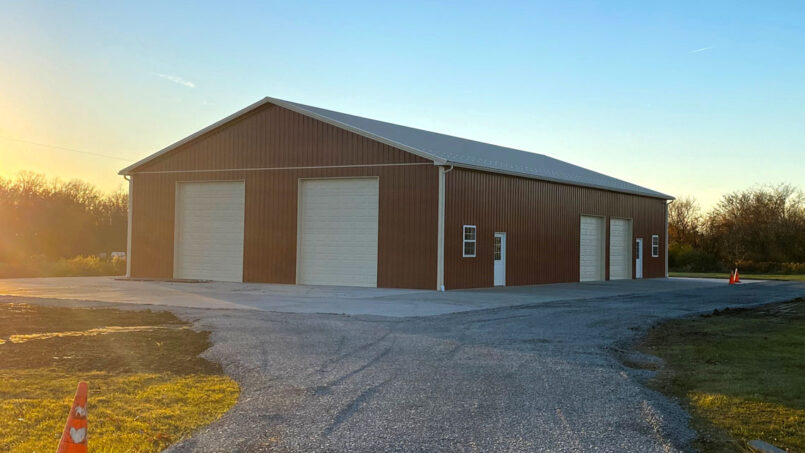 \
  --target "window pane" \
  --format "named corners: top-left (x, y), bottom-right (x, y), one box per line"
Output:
top-left (494, 237), bottom-right (501, 260)
top-left (464, 241), bottom-right (476, 256)
top-left (464, 226), bottom-right (476, 240)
